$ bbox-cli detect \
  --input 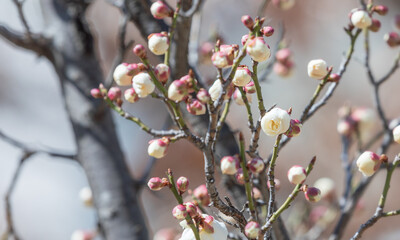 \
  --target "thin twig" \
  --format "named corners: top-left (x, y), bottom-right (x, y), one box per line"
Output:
top-left (12, 0), bottom-right (32, 40)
